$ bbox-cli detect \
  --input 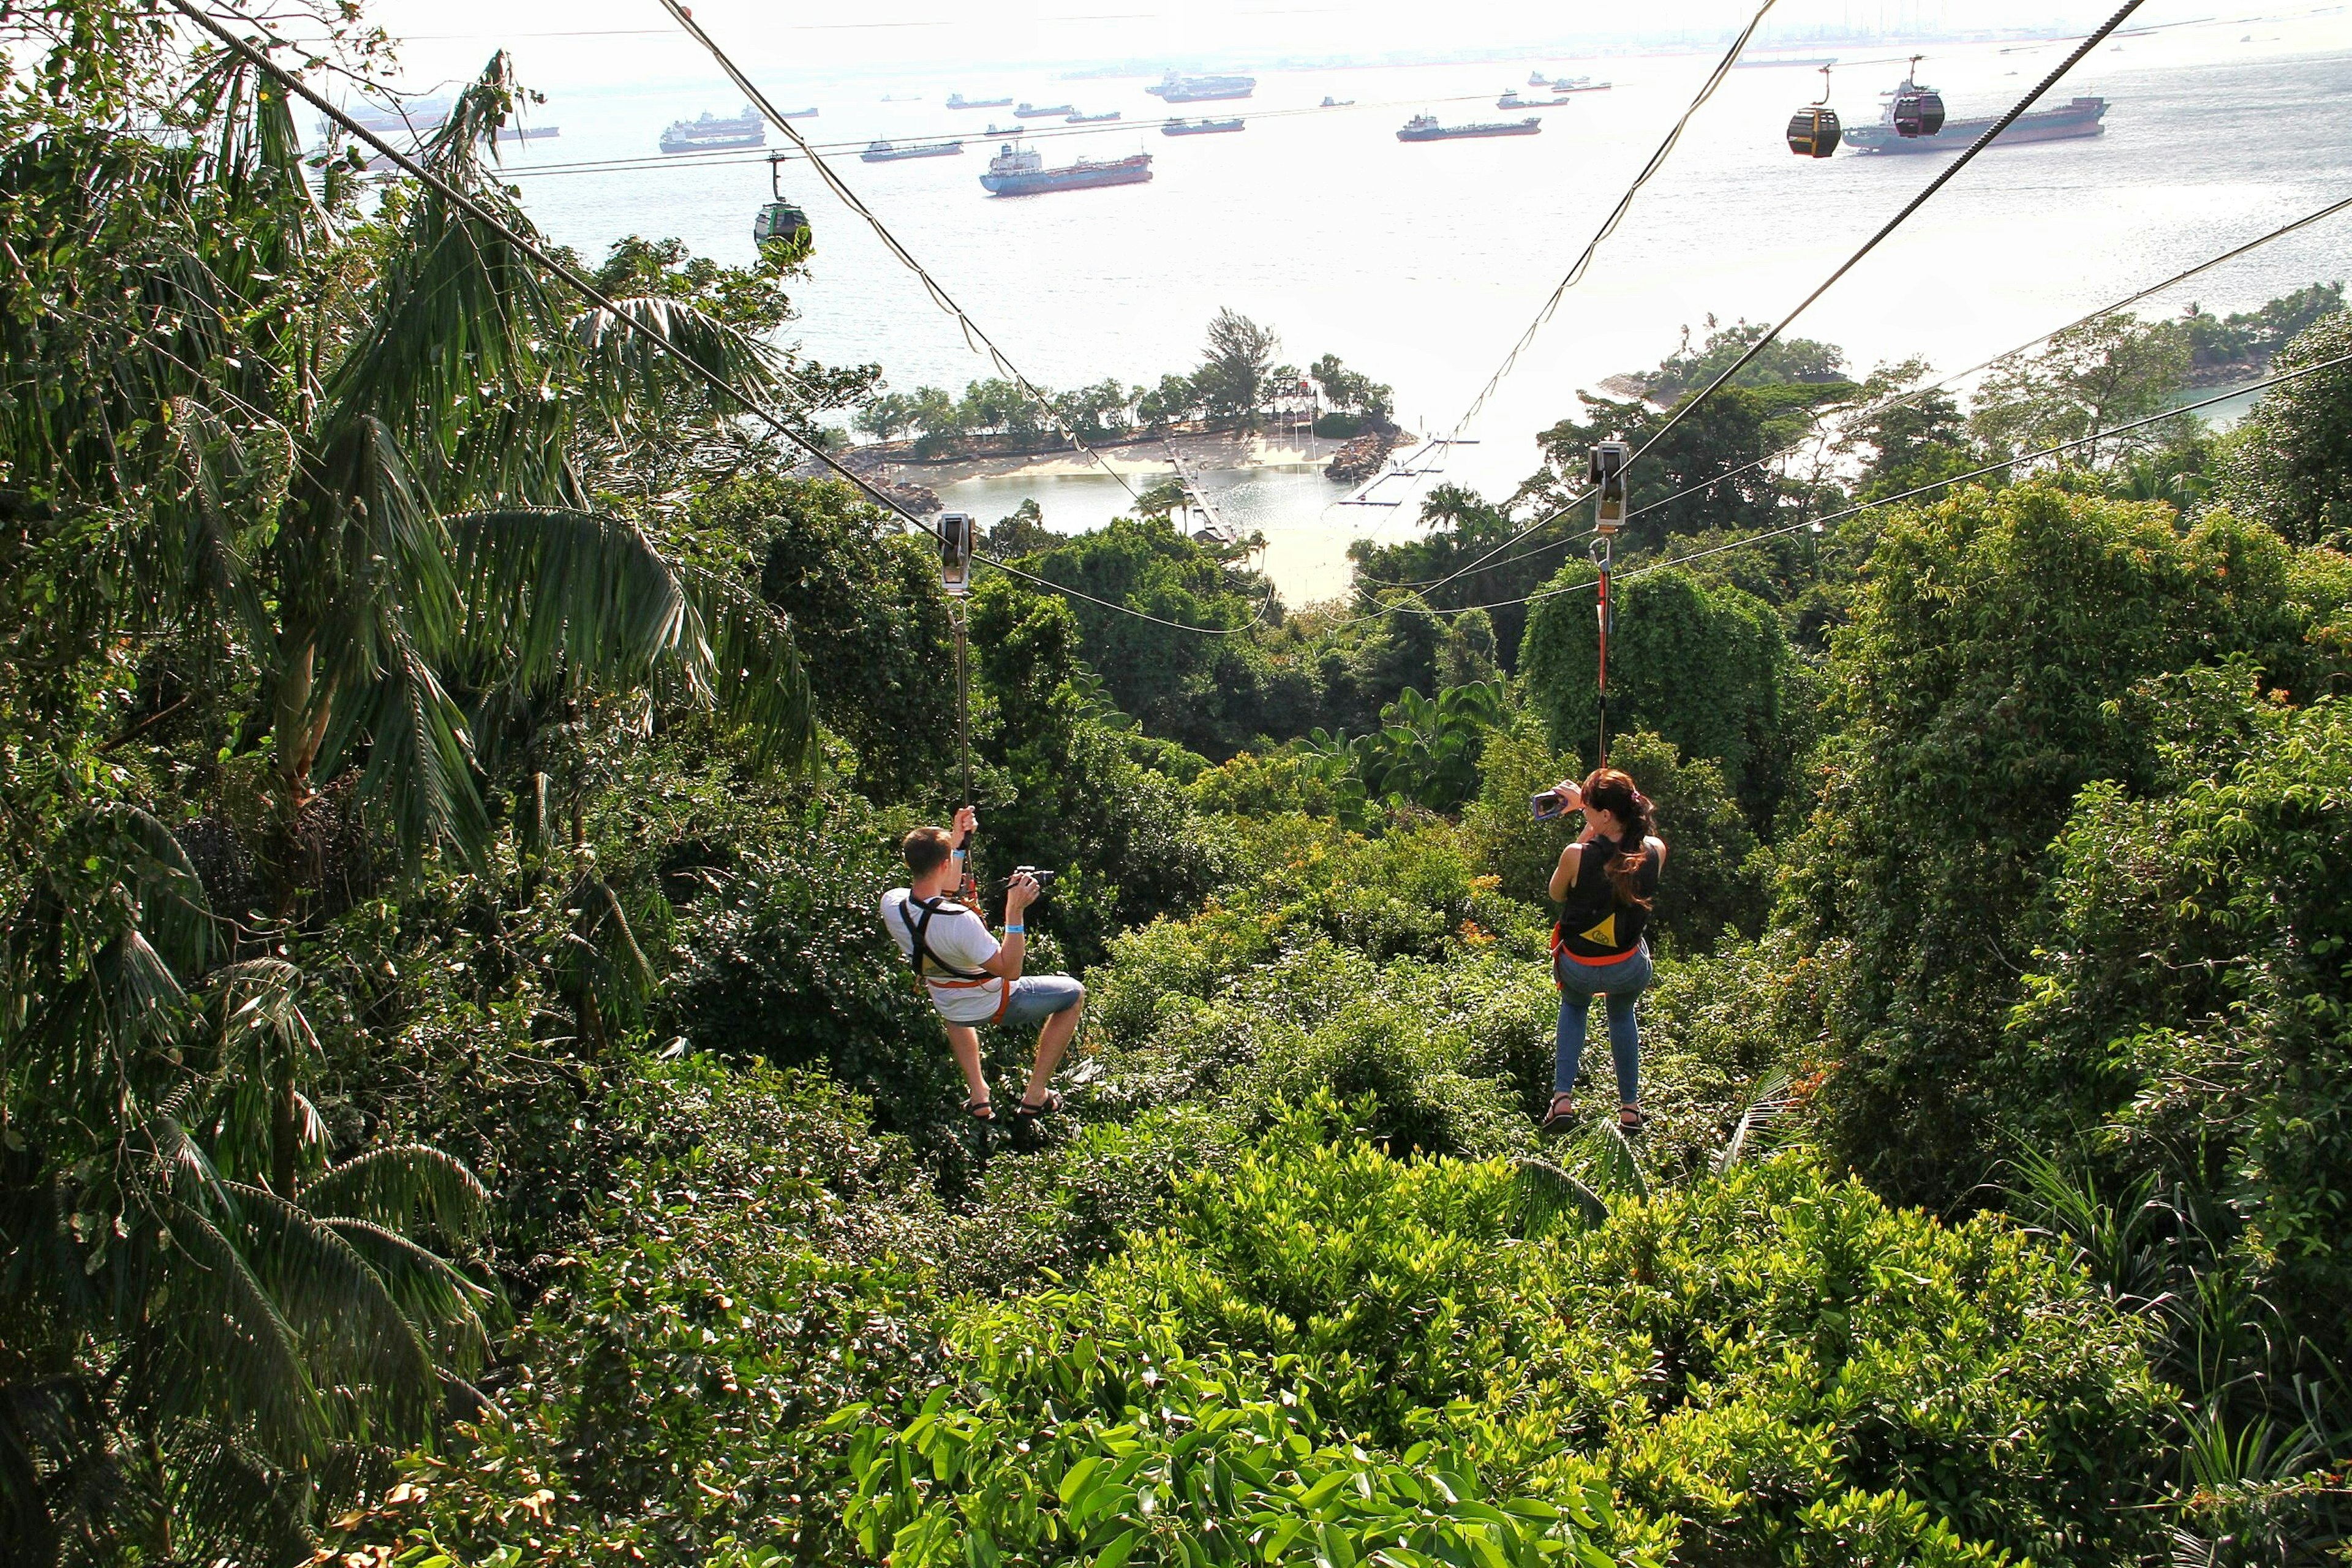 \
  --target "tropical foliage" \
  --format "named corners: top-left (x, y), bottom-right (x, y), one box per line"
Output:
top-left (10, 4), bottom-right (2352, 1565)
